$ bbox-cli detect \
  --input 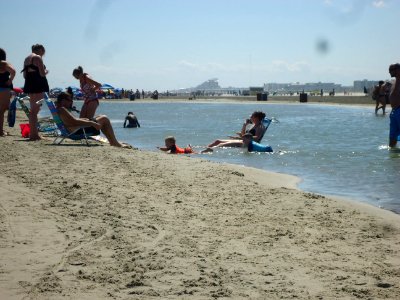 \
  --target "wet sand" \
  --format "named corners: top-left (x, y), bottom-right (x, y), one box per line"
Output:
top-left (0, 110), bottom-right (399, 299)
